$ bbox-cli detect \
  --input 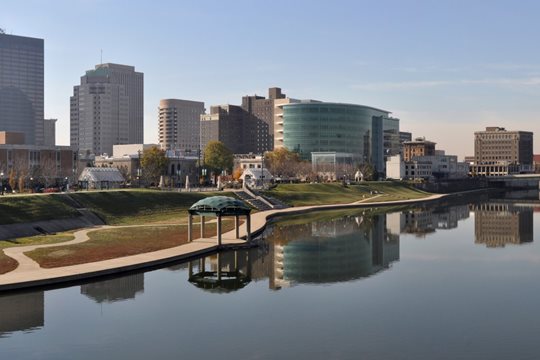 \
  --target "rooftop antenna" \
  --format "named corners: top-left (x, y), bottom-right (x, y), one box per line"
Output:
top-left (100, 49), bottom-right (103, 65)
